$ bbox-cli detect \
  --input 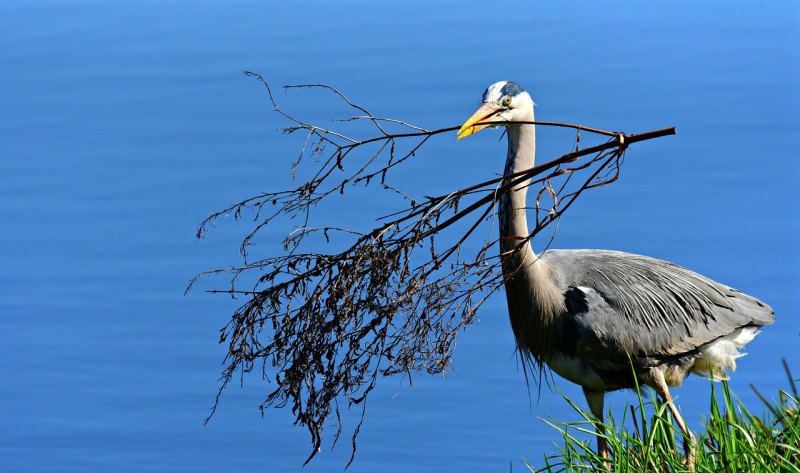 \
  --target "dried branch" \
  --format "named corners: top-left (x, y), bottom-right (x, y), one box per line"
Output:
top-left (190, 71), bottom-right (676, 466)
